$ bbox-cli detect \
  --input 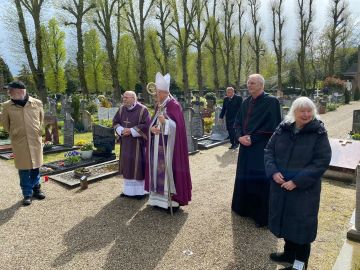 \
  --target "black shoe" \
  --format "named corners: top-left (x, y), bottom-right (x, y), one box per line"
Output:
top-left (279, 267), bottom-right (293, 270)
top-left (269, 252), bottom-right (294, 264)
top-left (255, 222), bottom-right (266, 228)
top-left (33, 184), bottom-right (45, 200)
top-left (229, 144), bottom-right (235, 149)
top-left (23, 196), bottom-right (32, 206)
